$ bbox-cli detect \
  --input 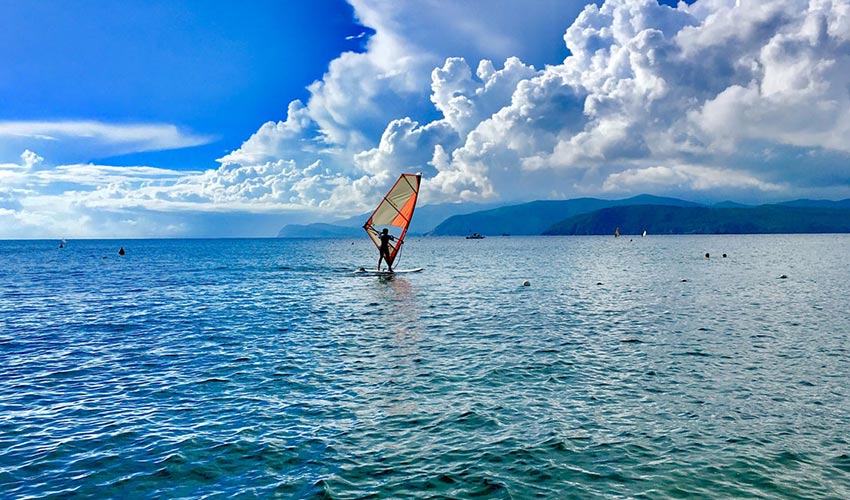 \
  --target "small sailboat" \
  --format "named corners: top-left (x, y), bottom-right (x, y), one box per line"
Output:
top-left (614, 227), bottom-right (620, 238)
top-left (359, 173), bottom-right (422, 274)
top-left (642, 229), bottom-right (647, 237)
